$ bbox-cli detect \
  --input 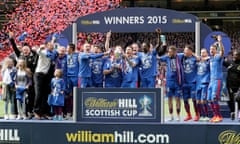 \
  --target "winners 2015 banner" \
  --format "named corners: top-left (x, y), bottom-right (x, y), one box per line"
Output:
top-left (75, 8), bottom-right (198, 33)
top-left (74, 88), bottom-right (162, 123)
top-left (61, 7), bottom-right (213, 48)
